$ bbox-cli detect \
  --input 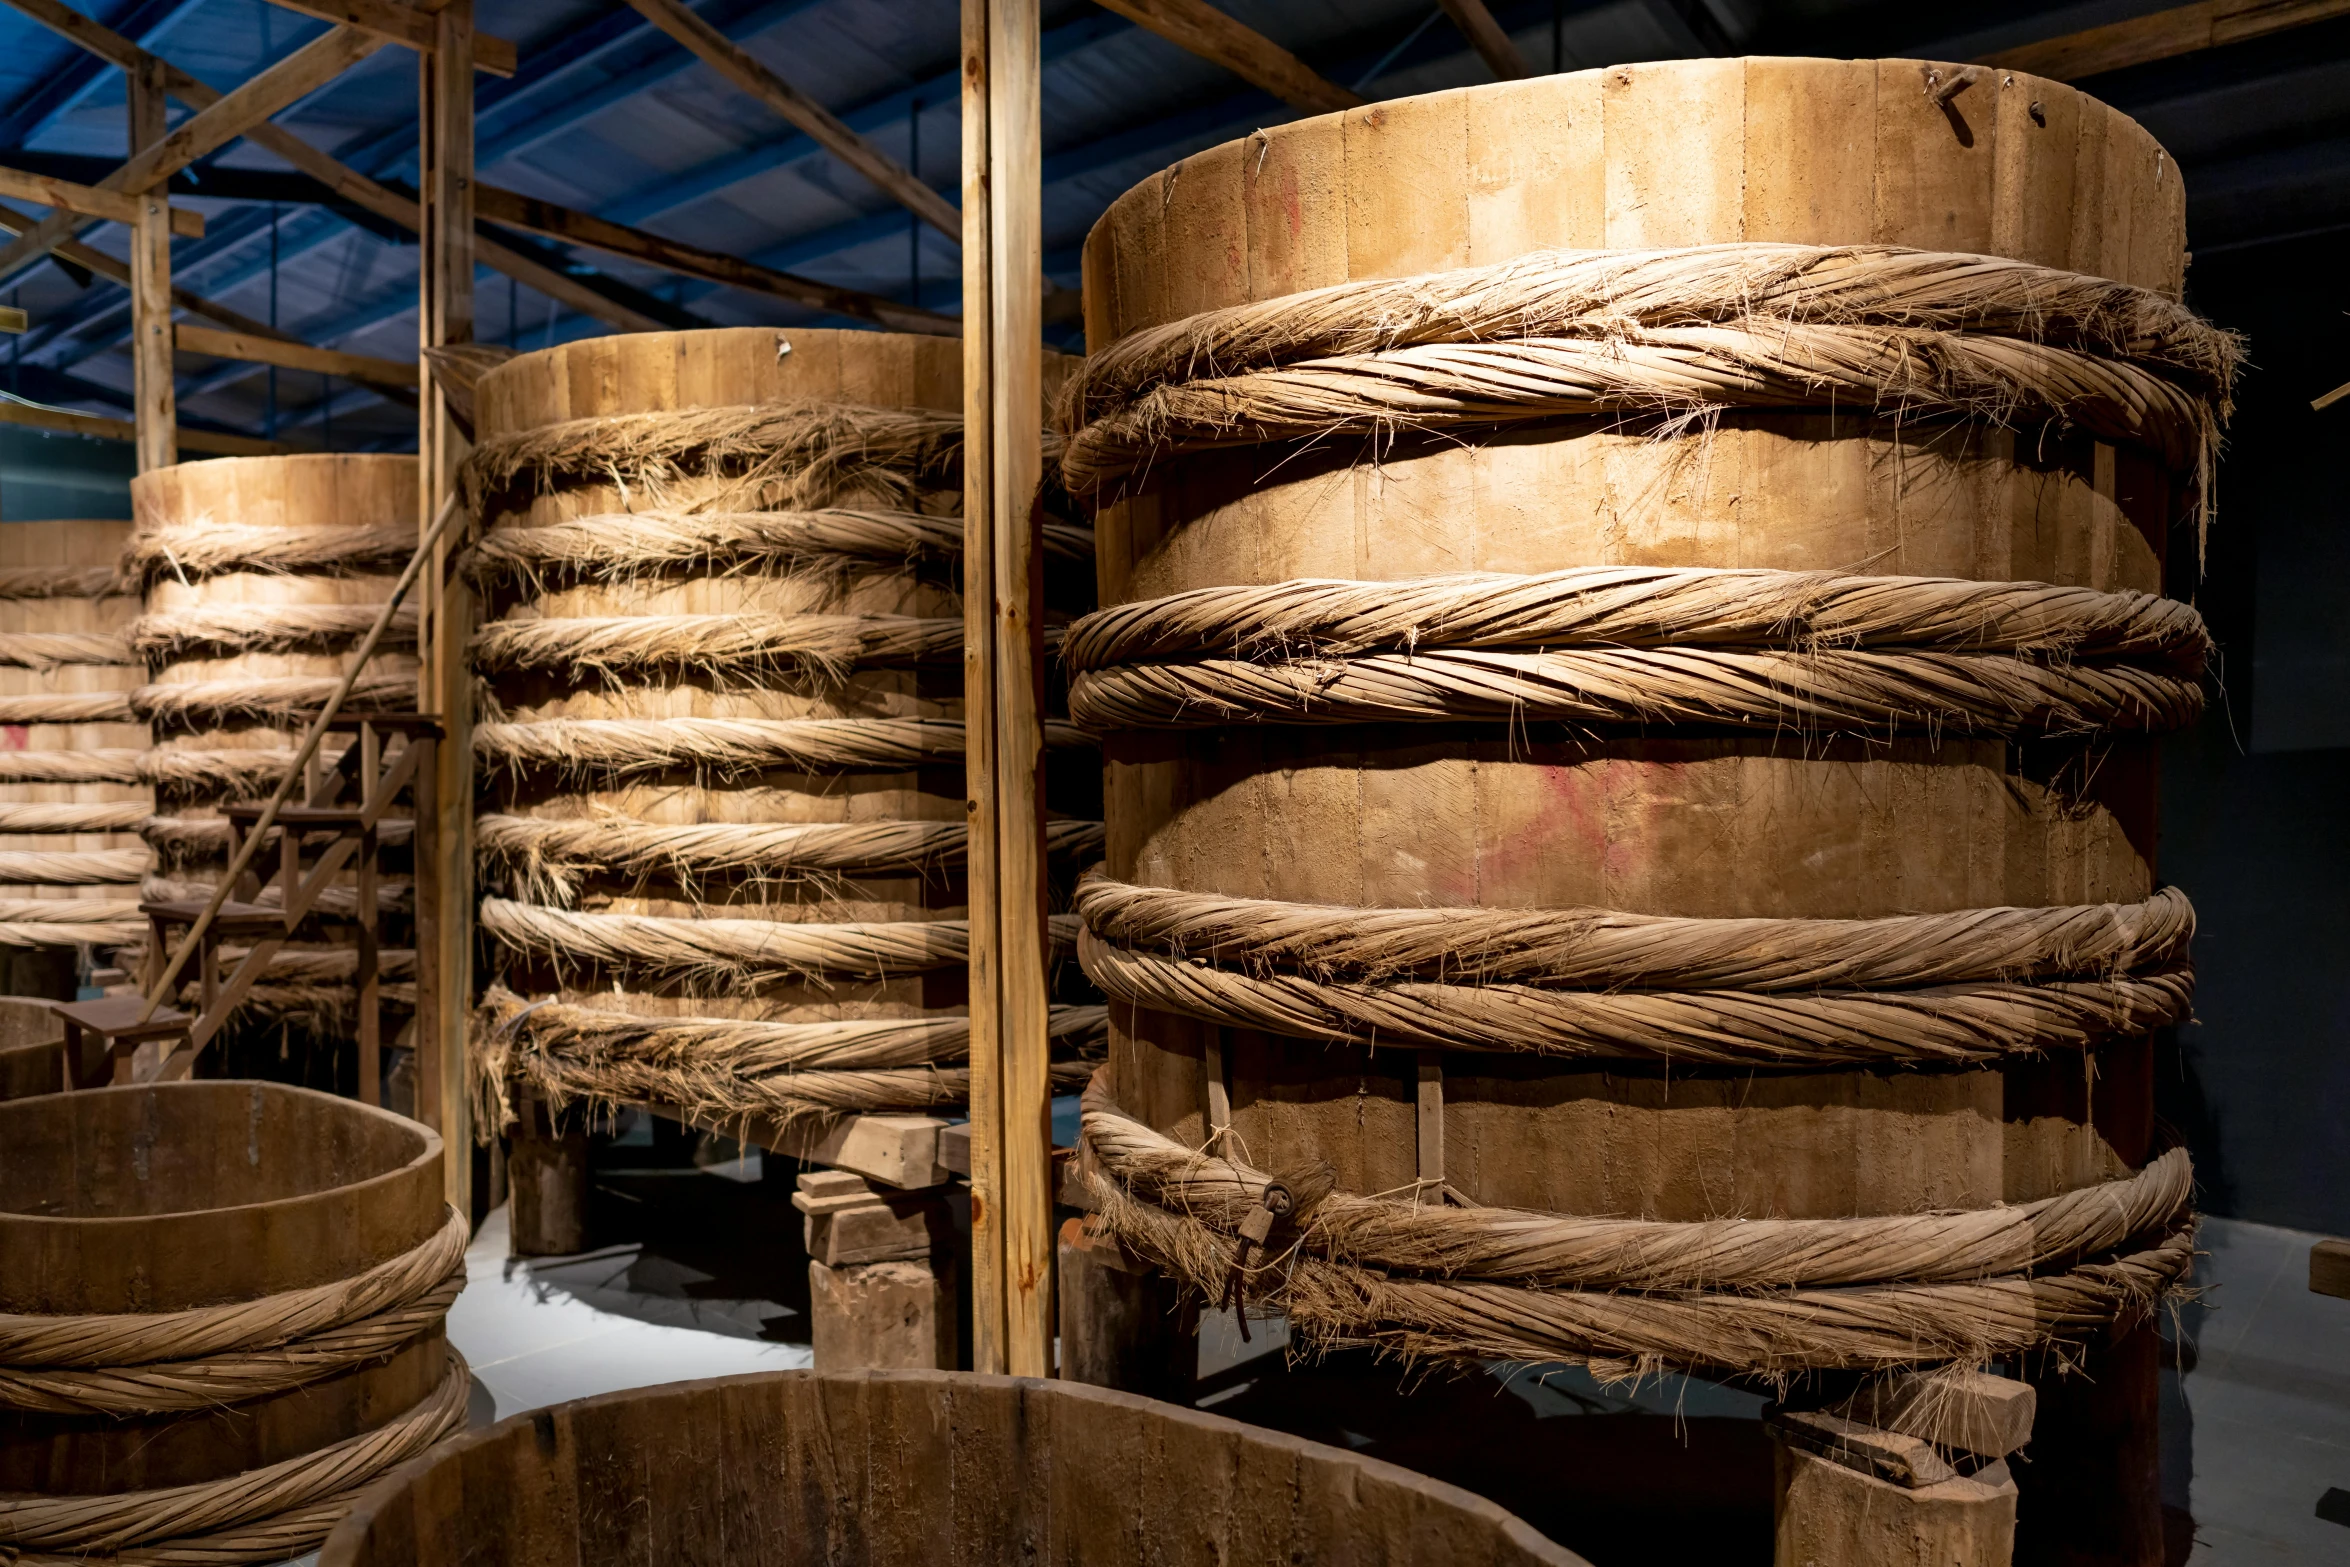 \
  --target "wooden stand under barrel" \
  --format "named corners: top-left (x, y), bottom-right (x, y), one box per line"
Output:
top-left (1069, 57), bottom-right (2206, 1567)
